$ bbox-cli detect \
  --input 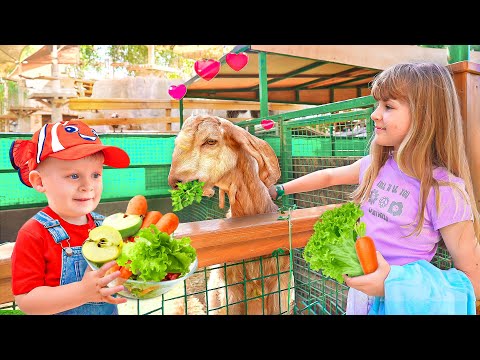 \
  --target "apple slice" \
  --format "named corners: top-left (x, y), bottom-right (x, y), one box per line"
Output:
top-left (82, 225), bottom-right (123, 265)
top-left (102, 212), bottom-right (143, 238)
